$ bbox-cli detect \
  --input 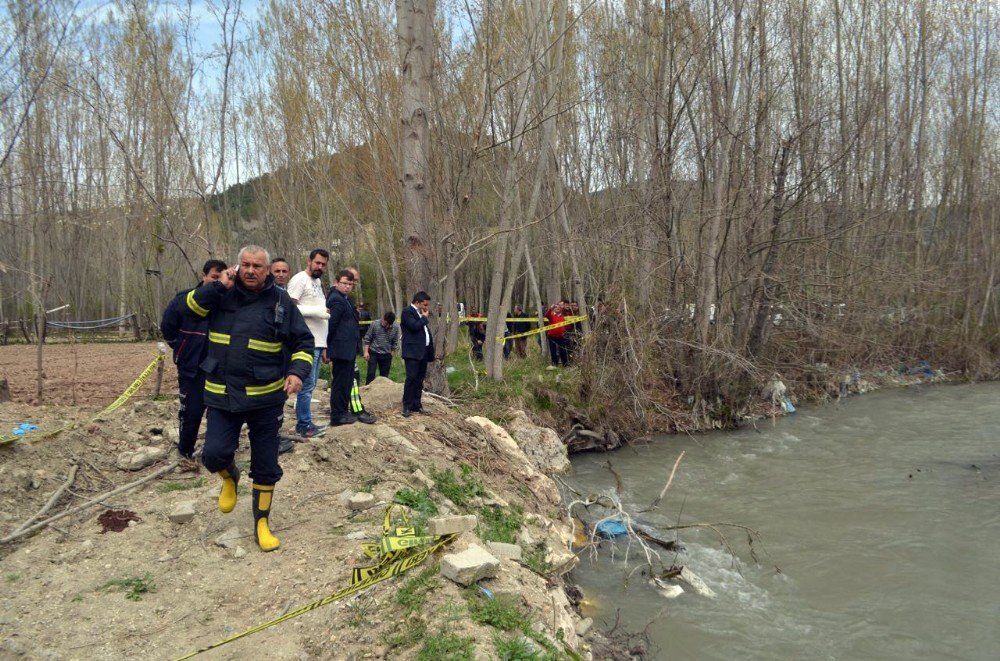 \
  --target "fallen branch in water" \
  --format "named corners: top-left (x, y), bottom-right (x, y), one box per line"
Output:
top-left (641, 450), bottom-right (685, 512)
